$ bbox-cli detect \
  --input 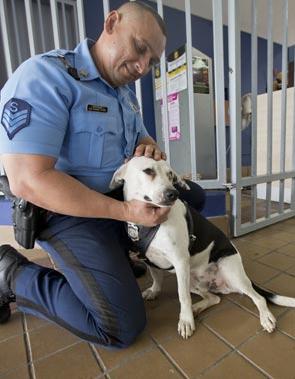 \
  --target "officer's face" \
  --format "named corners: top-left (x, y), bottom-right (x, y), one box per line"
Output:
top-left (102, 11), bottom-right (166, 87)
